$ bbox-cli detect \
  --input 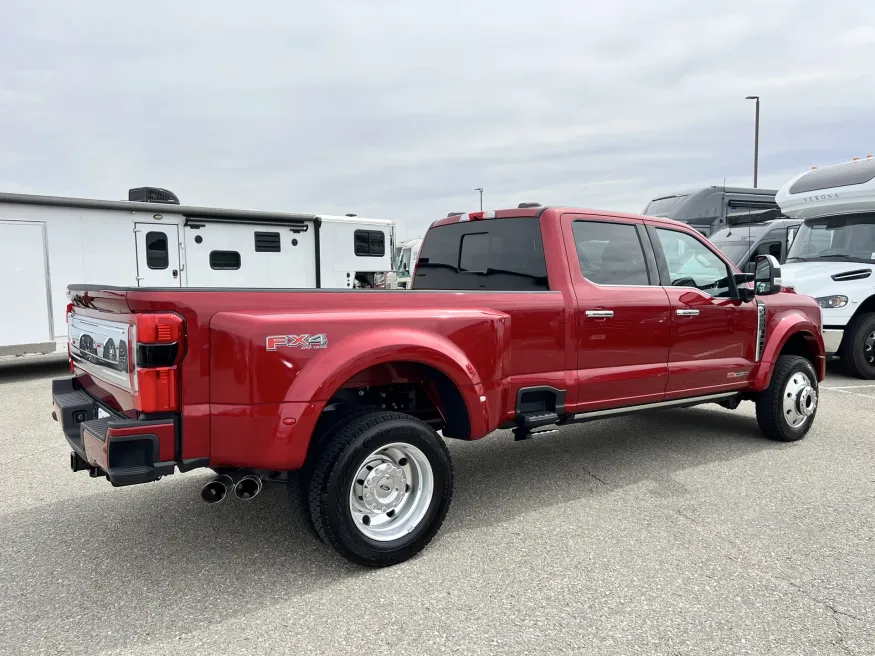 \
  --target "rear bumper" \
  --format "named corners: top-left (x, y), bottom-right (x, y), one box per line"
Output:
top-left (52, 378), bottom-right (176, 486)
